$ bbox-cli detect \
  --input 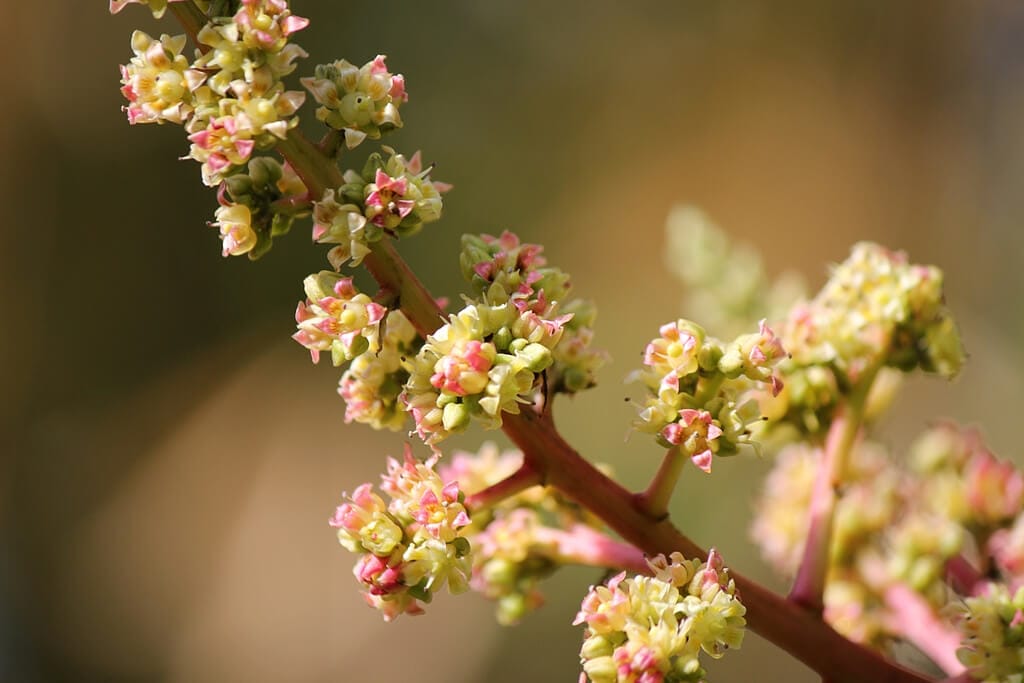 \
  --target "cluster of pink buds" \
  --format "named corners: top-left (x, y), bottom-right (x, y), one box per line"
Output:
top-left (117, 0), bottom-right (311, 256)
top-left (329, 446), bottom-right (473, 621)
top-left (313, 149), bottom-right (449, 268)
top-left (575, 551), bottom-right (746, 683)
top-left (459, 232), bottom-right (608, 395)
top-left (402, 296), bottom-right (572, 445)
top-left (301, 55), bottom-right (407, 149)
top-left (753, 422), bottom-right (1024, 658)
top-left (632, 318), bottom-right (785, 472)
top-left (779, 242), bottom-right (964, 396)
top-left (948, 583), bottom-right (1024, 681)
top-left (293, 271), bottom-right (385, 365)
